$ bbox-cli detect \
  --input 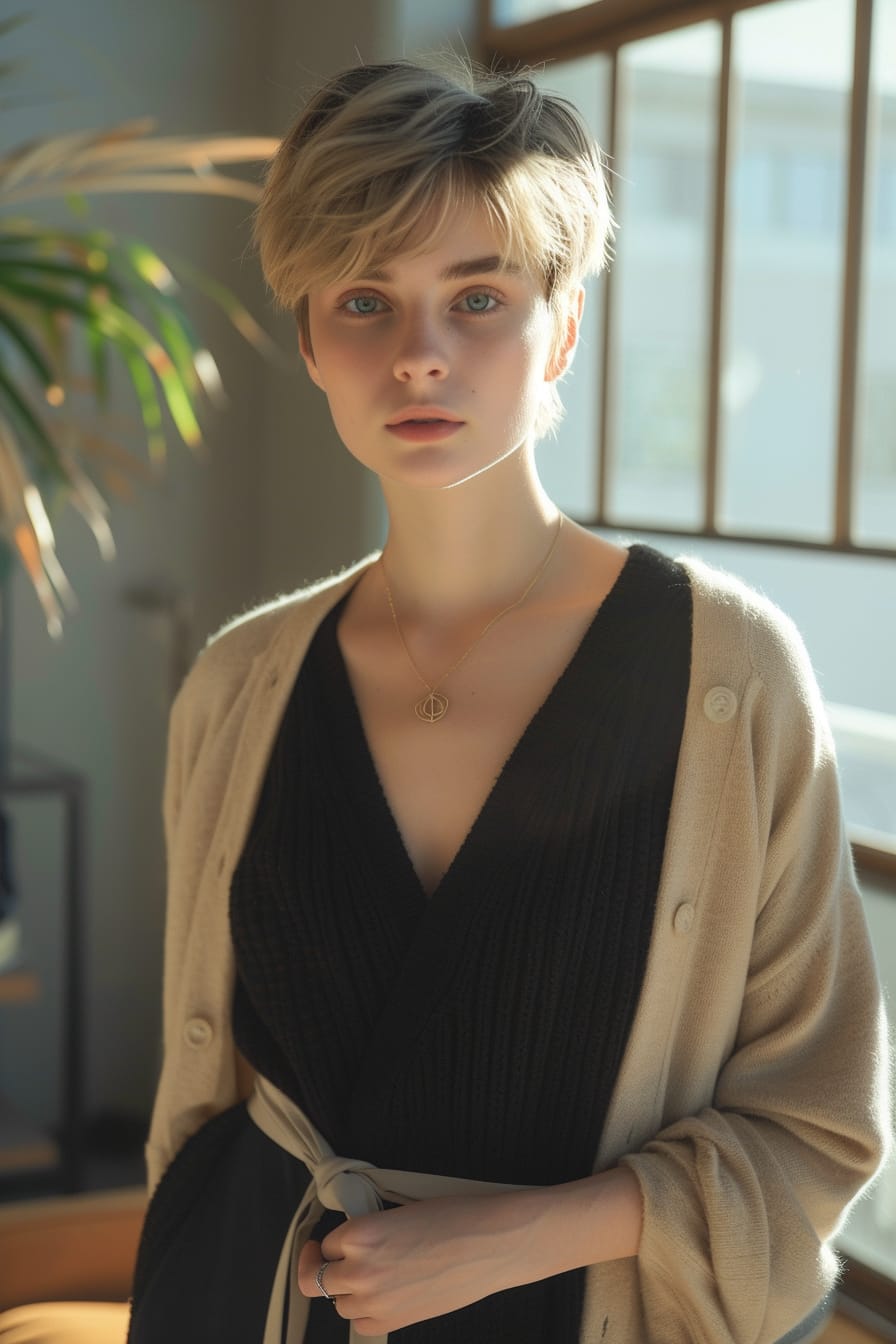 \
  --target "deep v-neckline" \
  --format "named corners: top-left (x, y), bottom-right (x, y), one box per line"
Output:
top-left (321, 545), bottom-right (640, 904)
